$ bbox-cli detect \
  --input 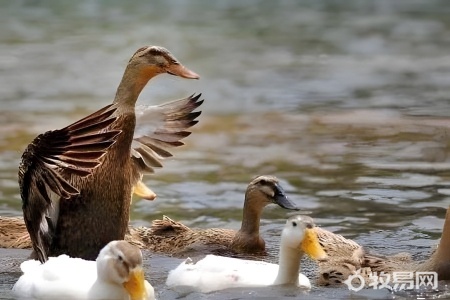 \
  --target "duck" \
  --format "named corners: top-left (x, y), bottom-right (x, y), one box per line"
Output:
top-left (127, 175), bottom-right (300, 255)
top-left (13, 240), bottom-right (154, 300)
top-left (165, 215), bottom-right (327, 293)
top-left (316, 205), bottom-right (450, 286)
top-left (19, 45), bottom-right (202, 262)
